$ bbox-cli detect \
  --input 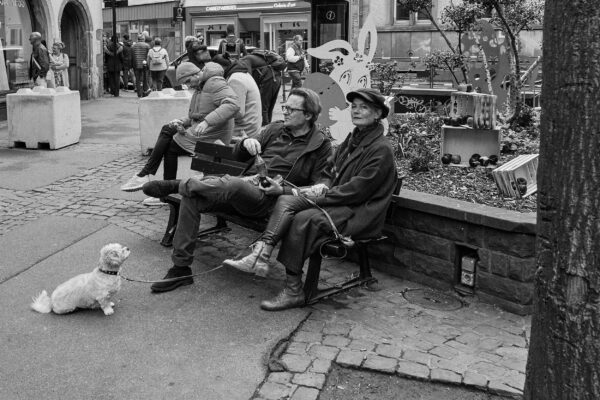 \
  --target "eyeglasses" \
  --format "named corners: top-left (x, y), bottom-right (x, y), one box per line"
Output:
top-left (281, 105), bottom-right (305, 114)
